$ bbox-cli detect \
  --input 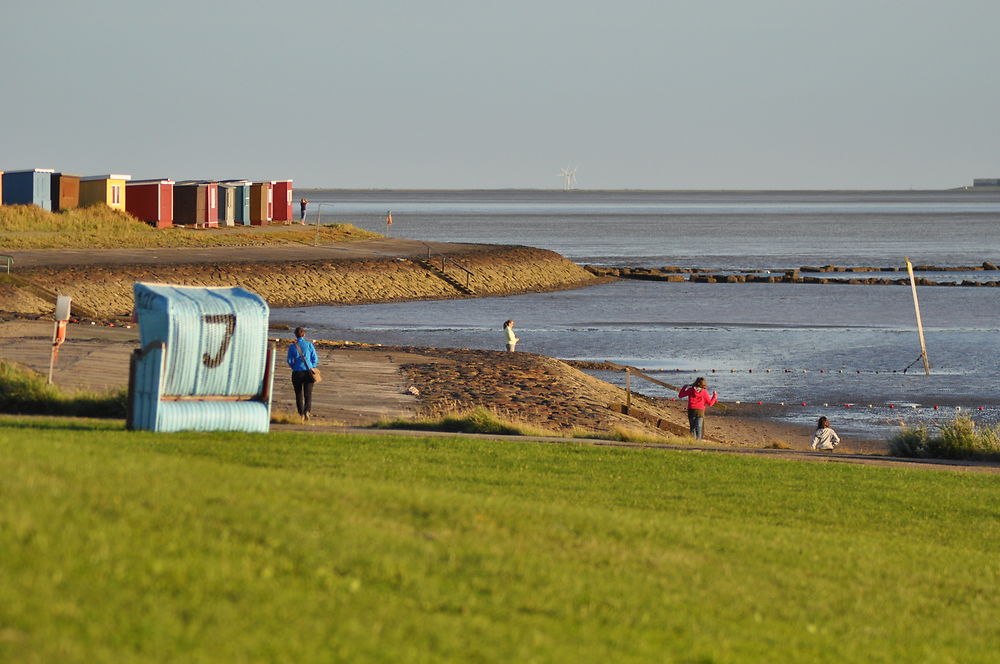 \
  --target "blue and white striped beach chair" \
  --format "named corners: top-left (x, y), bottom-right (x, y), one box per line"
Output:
top-left (127, 283), bottom-right (275, 433)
